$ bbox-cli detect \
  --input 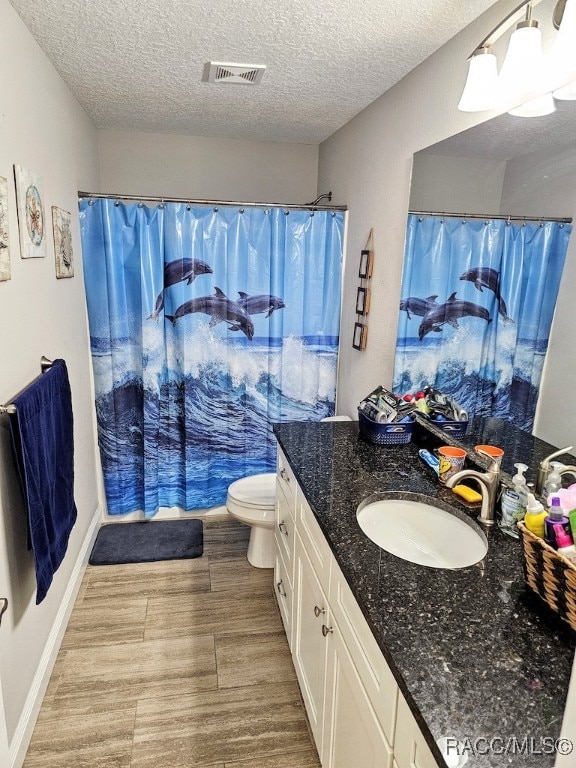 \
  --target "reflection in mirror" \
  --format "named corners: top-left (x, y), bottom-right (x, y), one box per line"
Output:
top-left (404, 99), bottom-right (576, 447)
